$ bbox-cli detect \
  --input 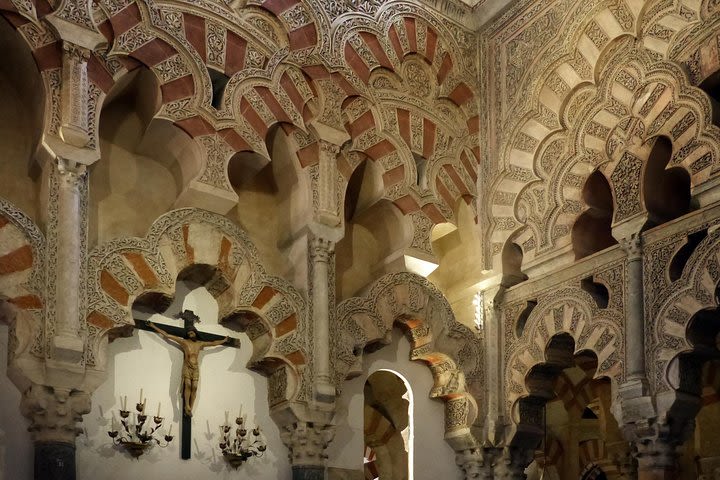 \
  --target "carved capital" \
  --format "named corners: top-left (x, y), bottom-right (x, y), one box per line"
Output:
top-left (456, 447), bottom-right (499, 479)
top-left (56, 157), bottom-right (87, 186)
top-left (623, 418), bottom-right (686, 473)
top-left (619, 233), bottom-right (643, 260)
top-left (20, 384), bottom-right (91, 444)
top-left (309, 236), bottom-right (334, 263)
top-left (494, 447), bottom-right (534, 479)
top-left (280, 421), bottom-right (335, 468)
